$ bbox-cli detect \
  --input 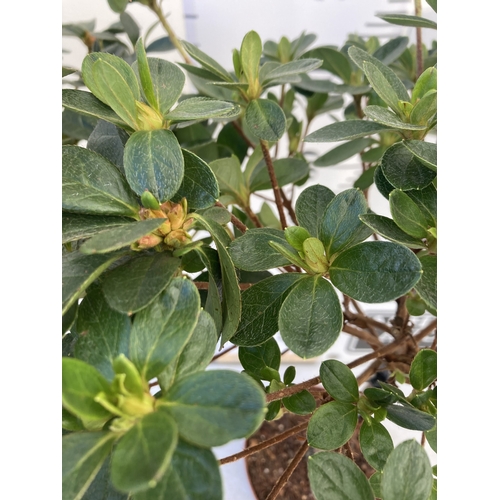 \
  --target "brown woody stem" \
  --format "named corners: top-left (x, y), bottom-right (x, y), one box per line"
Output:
top-left (215, 201), bottom-right (248, 233)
